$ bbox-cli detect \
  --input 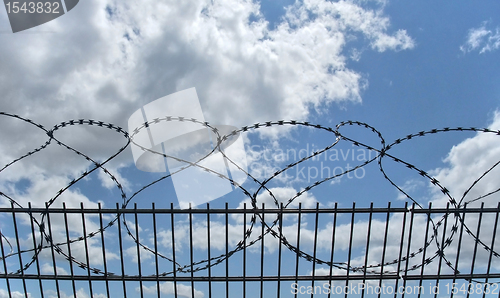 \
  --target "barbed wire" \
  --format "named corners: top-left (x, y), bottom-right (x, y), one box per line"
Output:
top-left (0, 111), bottom-right (499, 283)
